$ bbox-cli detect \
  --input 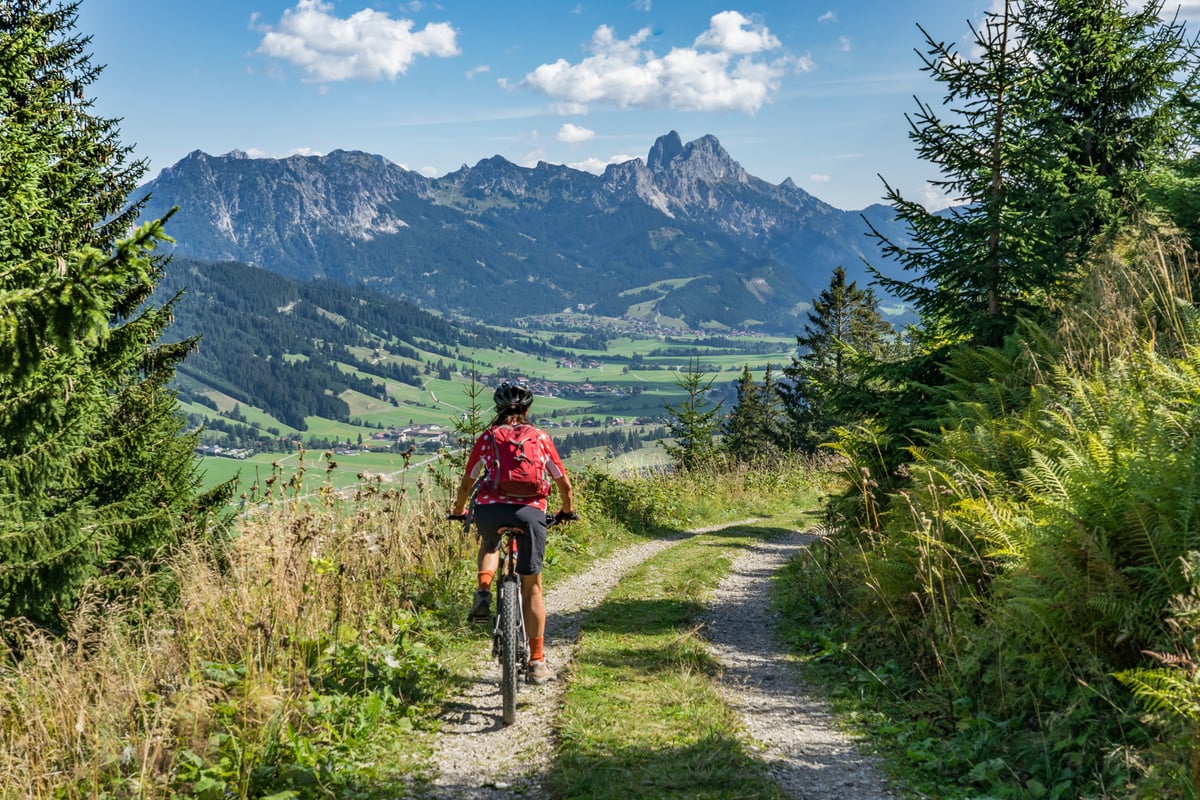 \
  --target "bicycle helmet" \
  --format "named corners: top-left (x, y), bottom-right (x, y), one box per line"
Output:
top-left (493, 381), bottom-right (533, 411)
